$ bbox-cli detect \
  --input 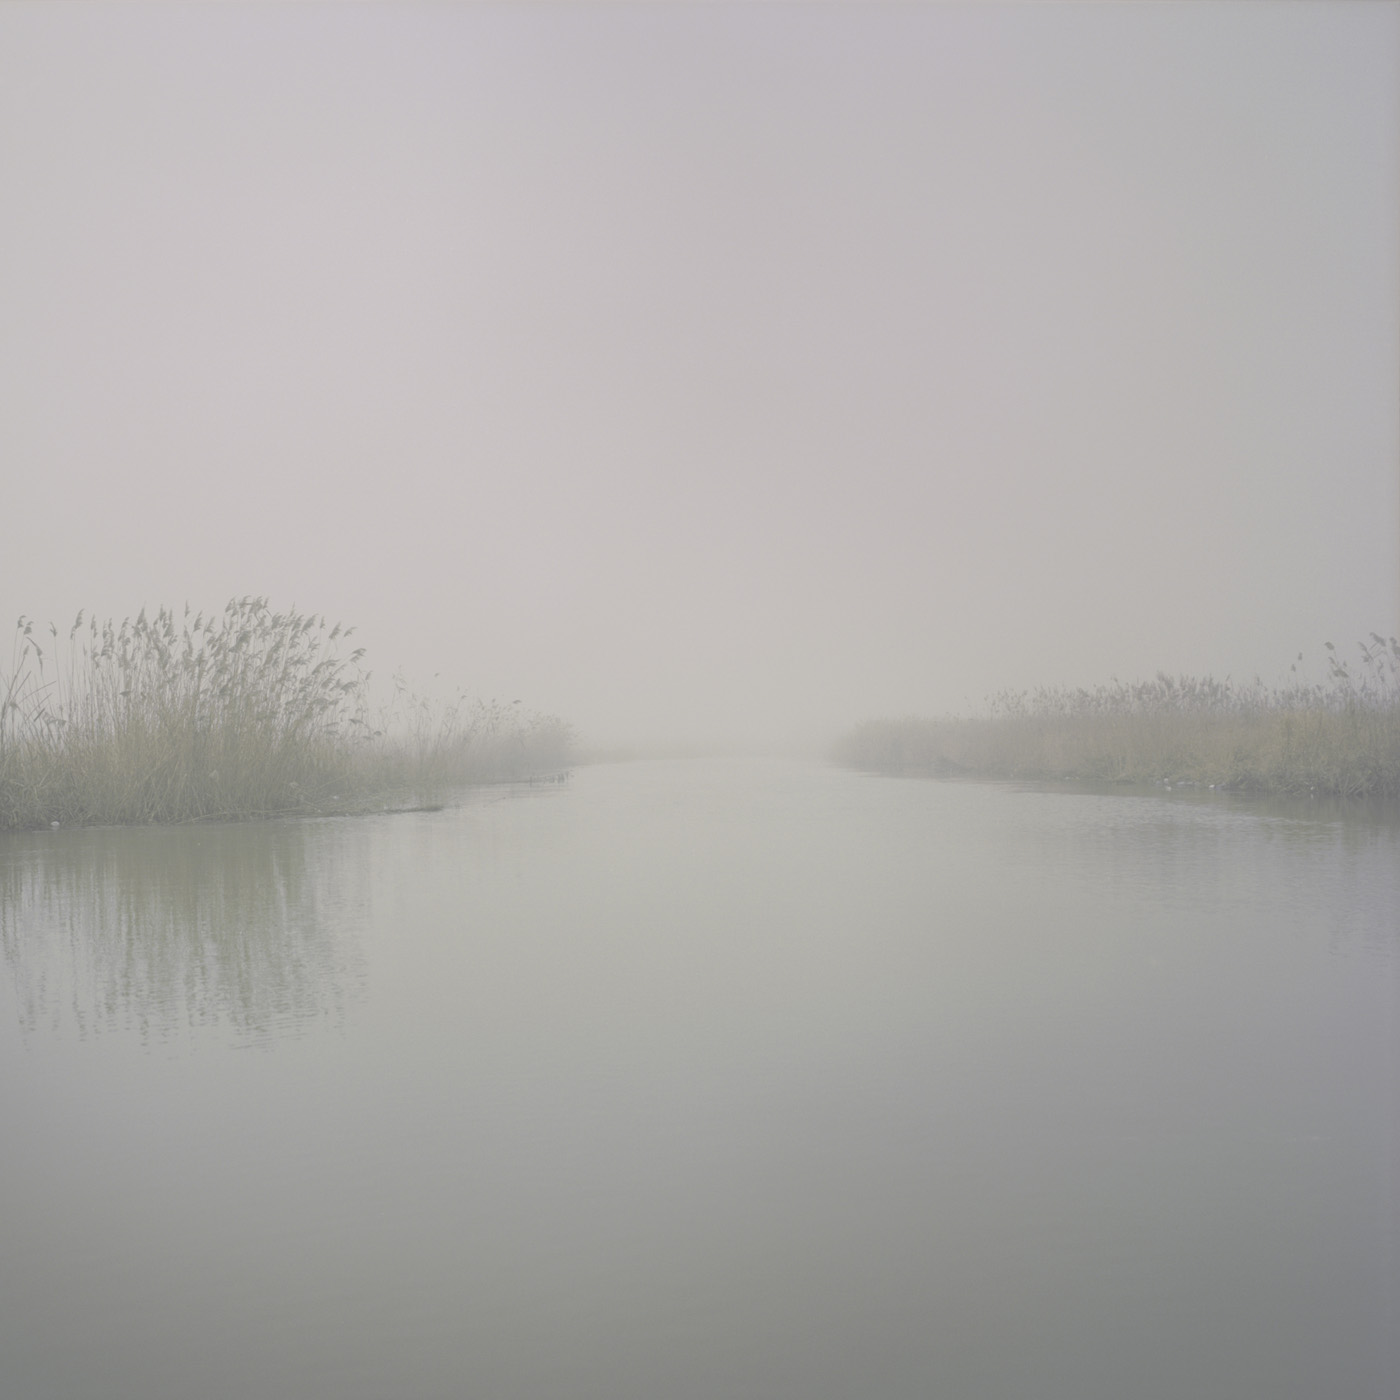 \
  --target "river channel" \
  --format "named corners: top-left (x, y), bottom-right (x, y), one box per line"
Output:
top-left (2, 758), bottom-right (1396, 1399)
